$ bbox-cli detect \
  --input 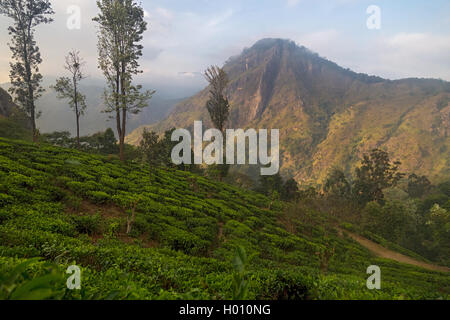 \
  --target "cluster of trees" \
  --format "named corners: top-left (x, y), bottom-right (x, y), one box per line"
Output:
top-left (41, 128), bottom-right (118, 155)
top-left (322, 149), bottom-right (405, 205)
top-left (255, 149), bottom-right (407, 205)
top-left (137, 128), bottom-right (198, 173)
top-left (257, 174), bottom-right (299, 202)
top-left (359, 180), bottom-right (450, 265)
top-left (317, 148), bottom-right (449, 265)
top-left (0, 0), bottom-right (236, 176)
top-left (252, 148), bottom-right (448, 265)
top-left (0, 0), bottom-right (153, 162)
